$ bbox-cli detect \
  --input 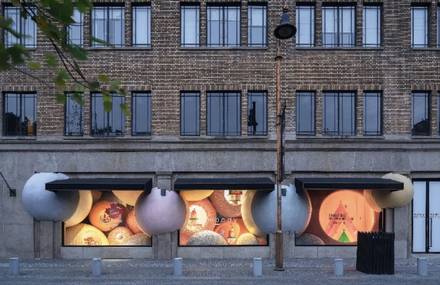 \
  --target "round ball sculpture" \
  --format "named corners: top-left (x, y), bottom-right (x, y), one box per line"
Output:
top-left (22, 172), bottom-right (79, 221)
top-left (135, 187), bottom-right (186, 235)
top-left (240, 191), bottom-right (264, 236)
top-left (64, 190), bottom-right (93, 227)
top-left (366, 173), bottom-right (414, 209)
top-left (251, 184), bottom-right (312, 234)
top-left (113, 190), bottom-right (143, 206)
